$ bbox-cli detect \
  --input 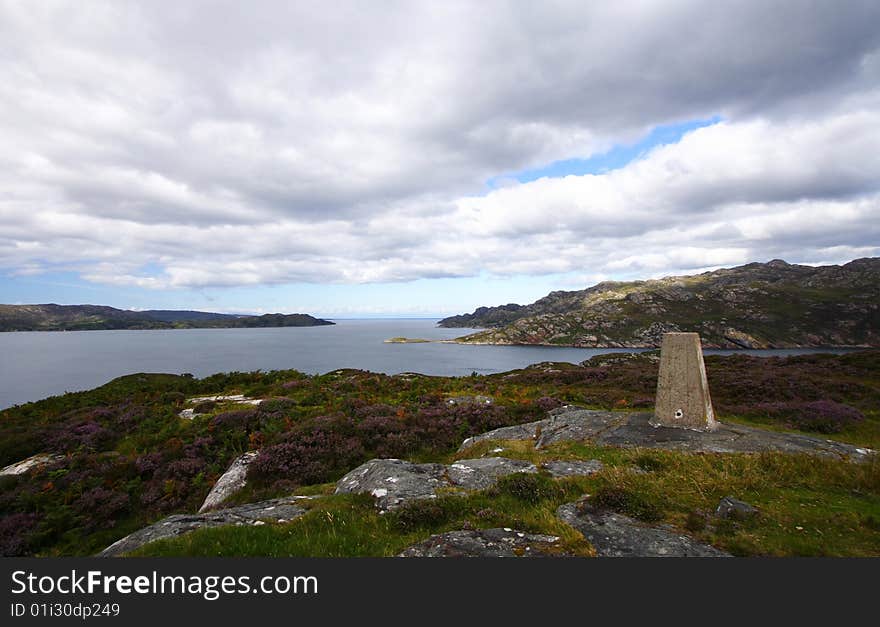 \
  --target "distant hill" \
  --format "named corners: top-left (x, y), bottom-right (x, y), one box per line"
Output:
top-left (0, 304), bottom-right (334, 331)
top-left (140, 310), bottom-right (240, 323)
top-left (440, 258), bottom-right (880, 348)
